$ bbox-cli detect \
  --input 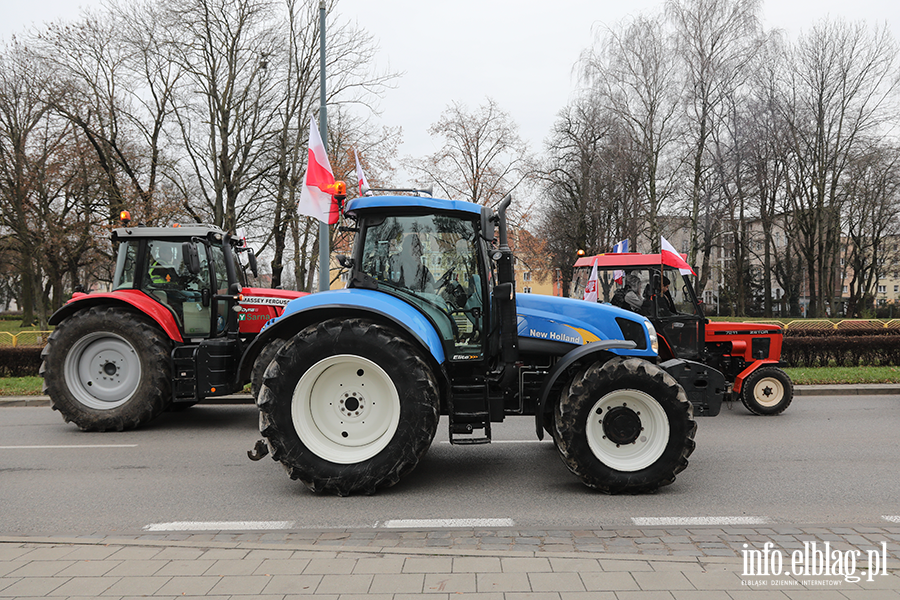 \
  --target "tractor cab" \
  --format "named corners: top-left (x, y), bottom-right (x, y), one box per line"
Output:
top-left (345, 196), bottom-right (494, 365)
top-left (575, 254), bottom-right (706, 362)
top-left (110, 224), bottom-right (252, 340)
